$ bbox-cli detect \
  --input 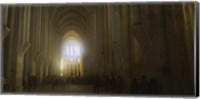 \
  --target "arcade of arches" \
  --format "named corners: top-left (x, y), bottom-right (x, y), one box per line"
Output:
top-left (2, 3), bottom-right (195, 95)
